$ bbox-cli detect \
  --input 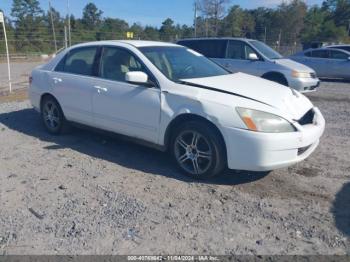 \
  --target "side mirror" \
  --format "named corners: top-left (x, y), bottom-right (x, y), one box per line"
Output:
top-left (125, 71), bottom-right (149, 85)
top-left (248, 53), bottom-right (259, 61)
